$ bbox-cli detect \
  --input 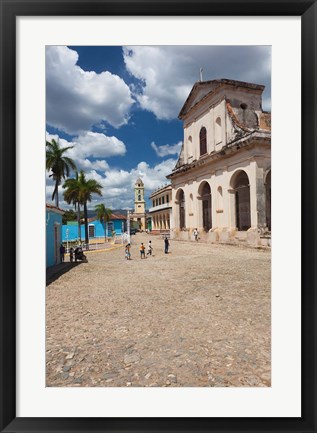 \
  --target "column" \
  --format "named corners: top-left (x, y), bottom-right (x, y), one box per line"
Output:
top-left (227, 189), bottom-right (236, 229)
top-left (255, 165), bottom-right (267, 229)
top-left (196, 196), bottom-right (203, 231)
